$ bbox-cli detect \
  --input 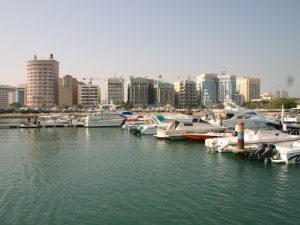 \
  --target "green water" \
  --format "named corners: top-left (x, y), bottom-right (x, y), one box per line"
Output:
top-left (0, 128), bottom-right (299, 225)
